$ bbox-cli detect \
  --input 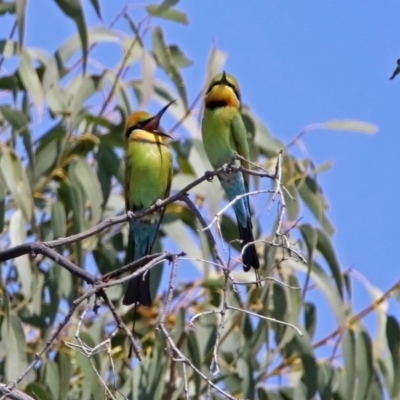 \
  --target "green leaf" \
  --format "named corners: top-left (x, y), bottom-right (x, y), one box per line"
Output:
top-left (67, 179), bottom-right (84, 264)
top-left (257, 389), bottom-right (282, 400)
top-left (316, 228), bottom-right (343, 298)
top-left (9, 209), bottom-right (32, 297)
top-left (69, 74), bottom-right (103, 129)
top-left (169, 45), bottom-right (193, 68)
top-left (140, 49), bottom-right (156, 107)
top-left (0, 39), bottom-right (18, 57)
top-left (93, 242), bottom-right (121, 275)
top-left (242, 107), bottom-right (283, 158)
top-left (54, 0), bottom-right (88, 73)
top-left (238, 354), bottom-right (255, 400)
top-left (18, 49), bottom-right (45, 120)
top-left (0, 147), bottom-right (33, 221)
top-left (15, 0), bottom-right (27, 49)
top-left (323, 120), bottom-right (378, 135)
top-left (356, 331), bottom-right (374, 400)
top-left (296, 173), bottom-right (334, 235)
top-left (387, 316), bottom-right (400, 397)
top-left (95, 142), bottom-right (123, 184)
top-left (361, 278), bottom-right (387, 348)
top-left (152, 28), bottom-right (188, 108)
top-left (0, 2), bottom-right (15, 15)
top-left (288, 332), bottom-right (318, 398)
top-left (51, 200), bottom-right (67, 239)
top-left (187, 332), bottom-right (202, 395)
top-left (284, 259), bottom-right (346, 326)
top-left (0, 176), bottom-right (6, 233)
top-left (342, 329), bottom-right (357, 399)
top-left (0, 75), bottom-right (19, 101)
top-left (33, 123), bottom-right (65, 186)
top-left (28, 271), bottom-right (44, 316)
top-left (56, 352), bottom-right (72, 400)
top-left (89, 0), bottom-right (102, 19)
top-left (304, 302), bottom-right (317, 339)
top-left (163, 220), bottom-right (205, 273)
top-left (46, 265), bottom-right (62, 325)
top-left (146, 3), bottom-right (188, 24)
top-left (205, 46), bottom-right (227, 88)
top-left (2, 315), bottom-right (27, 382)
top-left (56, 26), bottom-right (119, 67)
top-left (70, 157), bottom-right (103, 225)
top-left (0, 105), bottom-right (34, 173)
top-left (25, 382), bottom-right (54, 400)
top-left (298, 218), bottom-right (313, 253)
top-left (299, 223), bottom-right (317, 289)
top-left (45, 361), bottom-right (60, 400)
top-left (150, 0), bottom-right (179, 13)
top-left (317, 362), bottom-right (337, 400)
